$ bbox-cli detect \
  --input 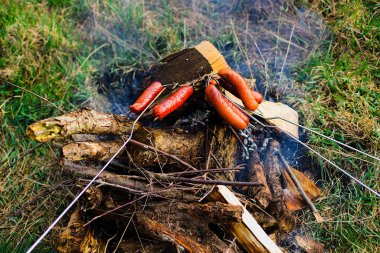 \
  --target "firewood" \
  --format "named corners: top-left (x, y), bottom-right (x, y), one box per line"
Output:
top-left (57, 208), bottom-right (105, 253)
top-left (201, 185), bottom-right (283, 253)
top-left (262, 139), bottom-right (295, 232)
top-left (276, 150), bottom-right (323, 223)
top-left (62, 160), bottom-right (198, 202)
top-left (85, 197), bottom-right (242, 253)
top-left (26, 41), bottom-right (321, 252)
top-left (26, 108), bottom-right (136, 143)
top-left (282, 167), bottom-right (322, 211)
top-left (134, 201), bottom-right (240, 253)
top-left (152, 41), bottom-right (229, 85)
top-left (245, 150), bottom-right (273, 209)
top-left (28, 108), bottom-right (239, 170)
top-left (294, 235), bottom-right (324, 253)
